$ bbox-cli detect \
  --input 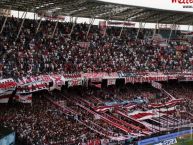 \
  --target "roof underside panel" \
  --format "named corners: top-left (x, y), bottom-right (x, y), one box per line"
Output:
top-left (0, 0), bottom-right (193, 25)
